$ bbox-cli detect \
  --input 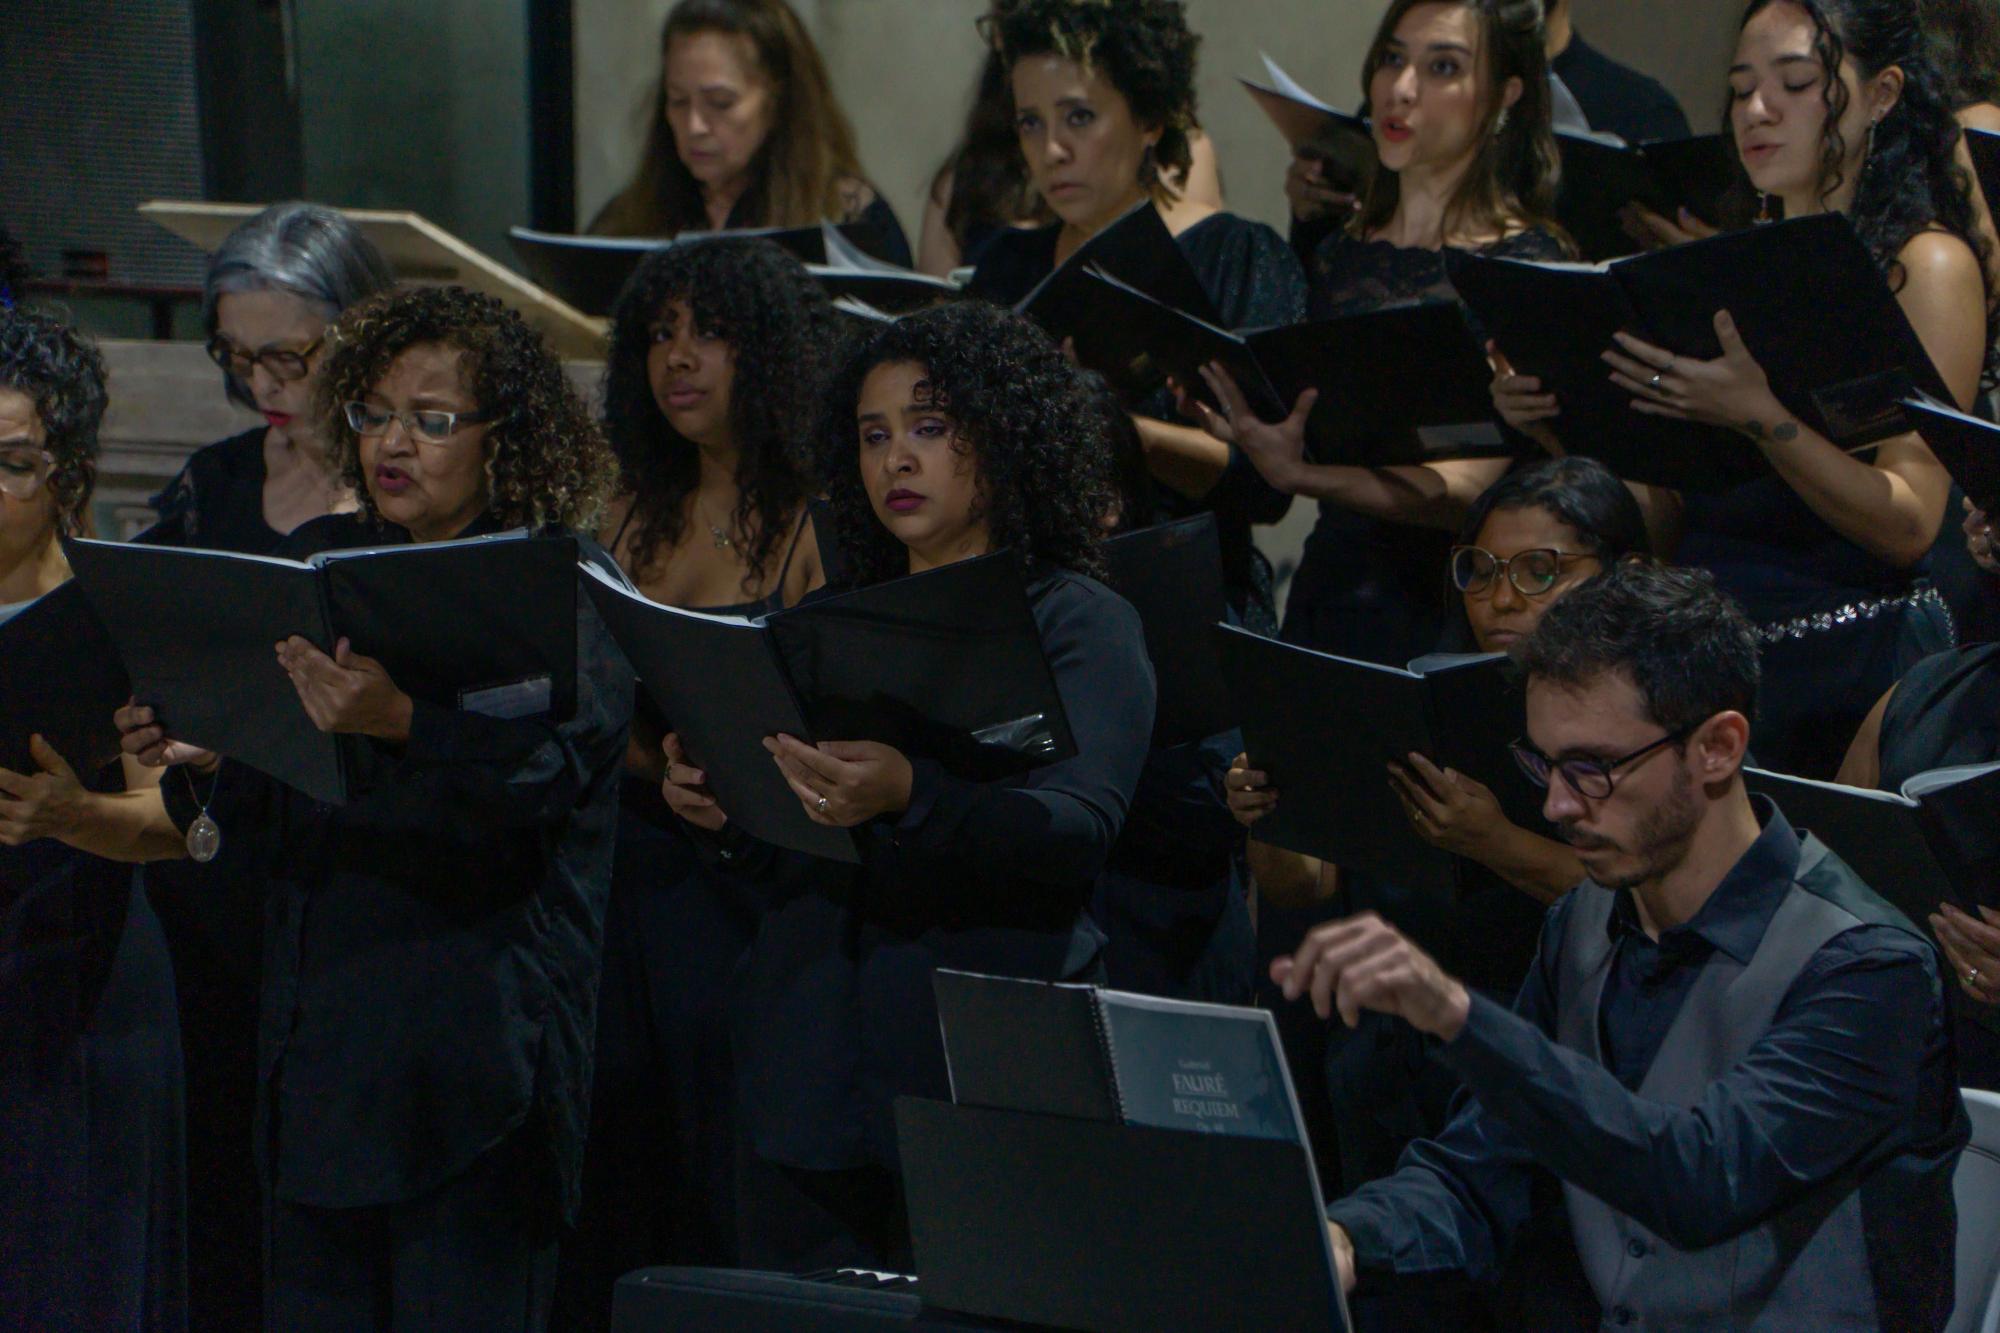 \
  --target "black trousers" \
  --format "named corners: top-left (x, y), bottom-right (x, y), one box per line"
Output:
top-left (265, 1131), bottom-right (558, 1332)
